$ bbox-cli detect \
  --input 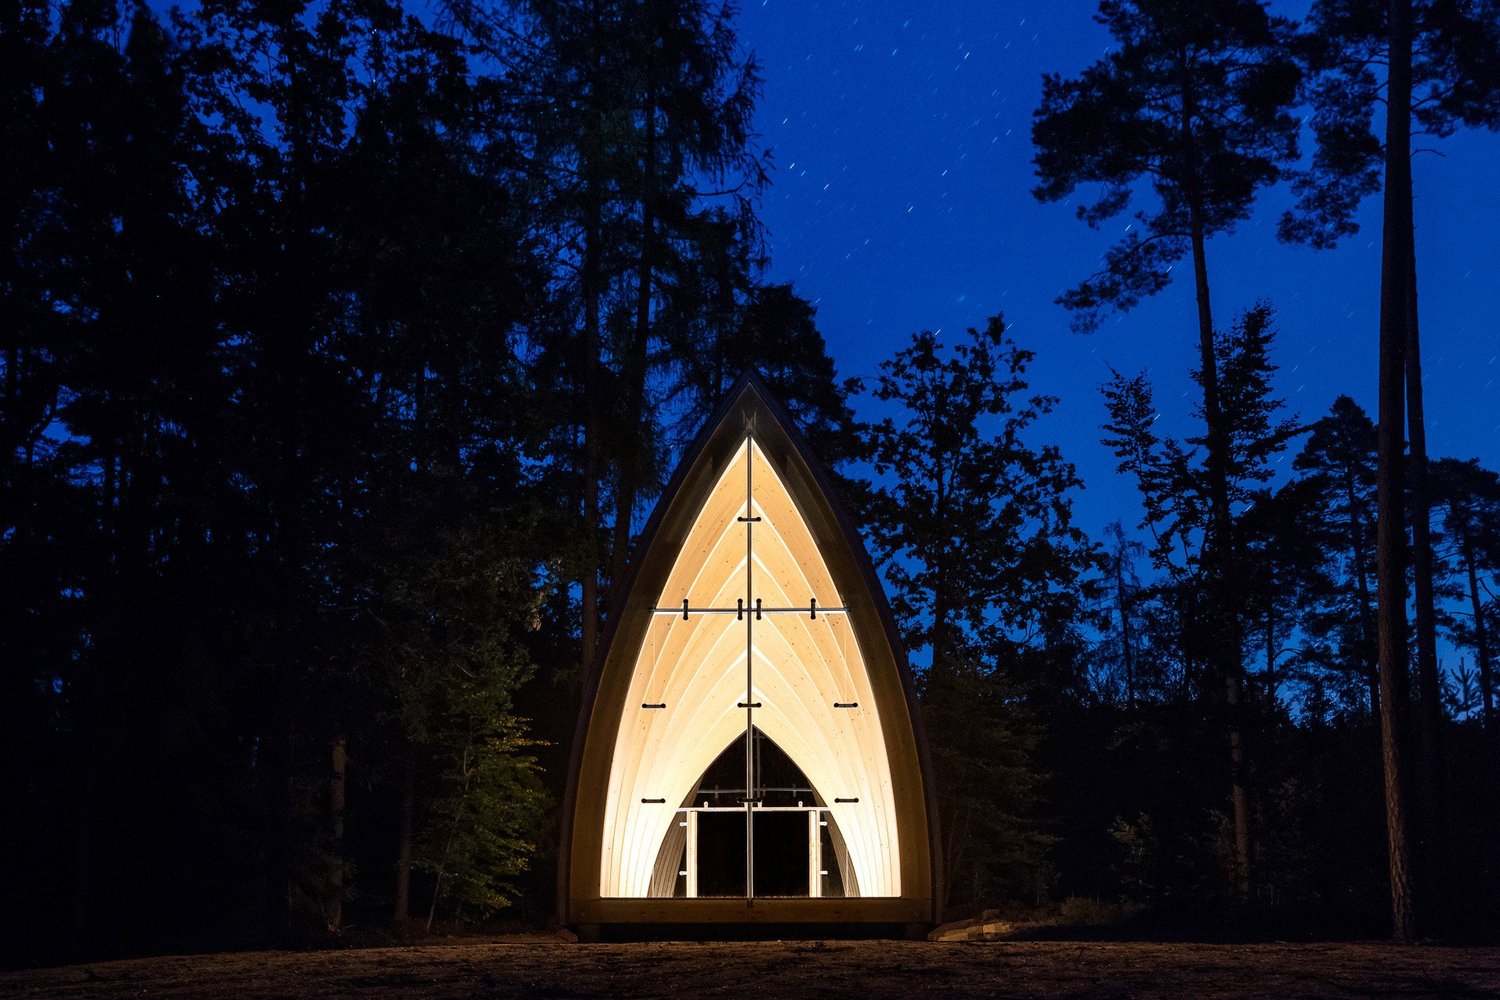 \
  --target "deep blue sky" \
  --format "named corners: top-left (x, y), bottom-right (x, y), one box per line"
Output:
top-left (734, 0), bottom-right (1500, 543)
